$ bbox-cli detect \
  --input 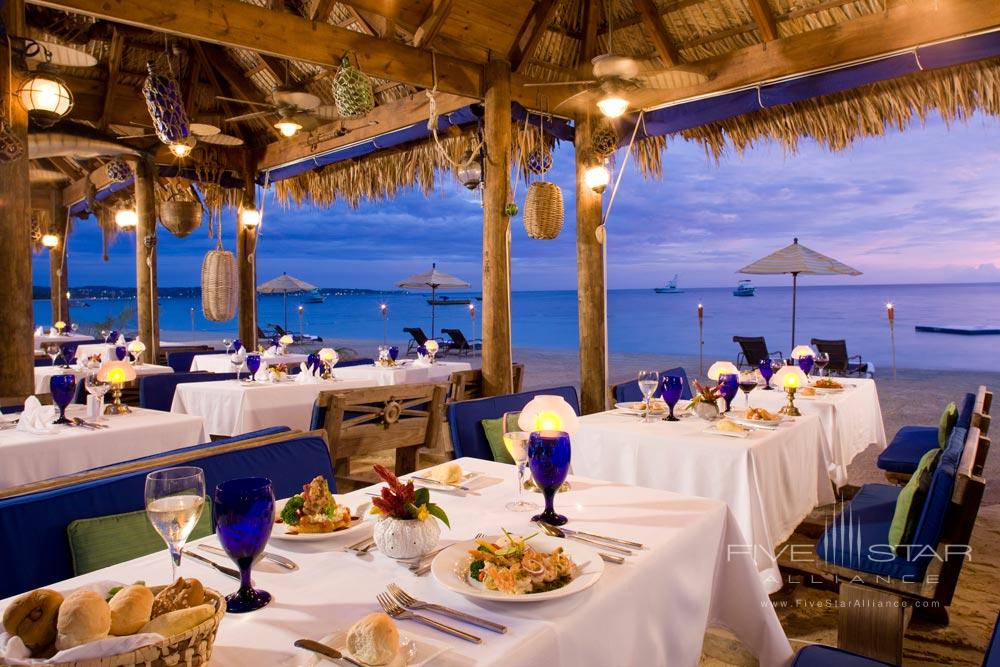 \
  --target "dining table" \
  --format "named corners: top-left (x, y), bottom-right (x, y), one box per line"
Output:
top-left (189, 352), bottom-right (310, 373)
top-left (33, 332), bottom-right (93, 351)
top-left (0, 405), bottom-right (206, 489)
top-left (332, 359), bottom-right (472, 385)
top-left (33, 363), bottom-right (173, 395)
top-left (0, 458), bottom-right (793, 666)
top-left (571, 406), bottom-right (836, 594)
